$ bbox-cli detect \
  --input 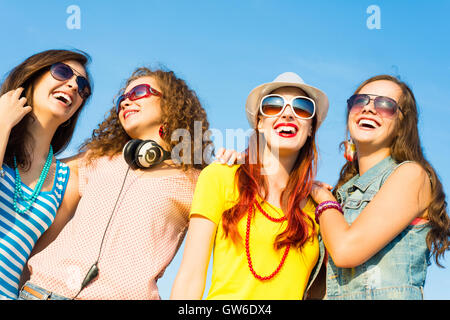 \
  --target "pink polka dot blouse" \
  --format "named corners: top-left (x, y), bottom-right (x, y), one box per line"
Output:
top-left (27, 155), bottom-right (198, 299)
